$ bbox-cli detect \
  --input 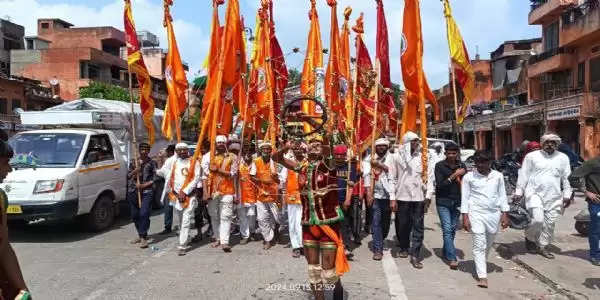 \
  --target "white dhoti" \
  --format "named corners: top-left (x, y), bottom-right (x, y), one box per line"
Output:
top-left (525, 199), bottom-right (562, 248)
top-left (174, 198), bottom-right (197, 249)
top-left (470, 211), bottom-right (500, 279)
top-left (238, 204), bottom-right (257, 239)
top-left (256, 201), bottom-right (280, 242)
top-left (209, 194), bottom-right (235, 245)
top-left (287, 203), bottom-right (303, 249)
